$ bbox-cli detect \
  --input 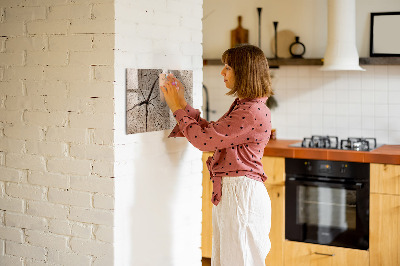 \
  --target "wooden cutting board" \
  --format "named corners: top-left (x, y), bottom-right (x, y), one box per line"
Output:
top-left (231, 16), bottom-right (249, 48)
